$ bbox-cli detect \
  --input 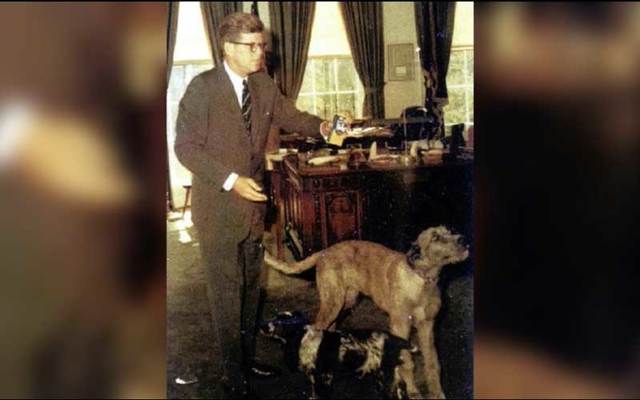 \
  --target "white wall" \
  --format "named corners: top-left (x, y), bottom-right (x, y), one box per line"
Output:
top-left (383, 2), bottom-right (423, 118)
